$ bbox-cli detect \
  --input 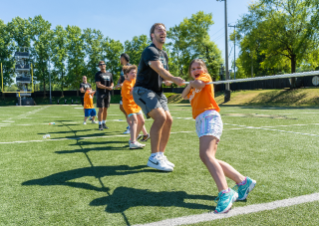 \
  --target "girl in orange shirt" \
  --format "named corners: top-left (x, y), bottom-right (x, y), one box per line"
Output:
top-left (182, 59), bottom-right (256, 214)
top-left (122, 65), bottom-right (149, 149)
